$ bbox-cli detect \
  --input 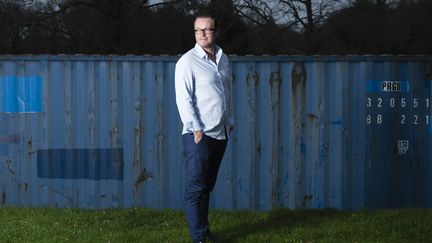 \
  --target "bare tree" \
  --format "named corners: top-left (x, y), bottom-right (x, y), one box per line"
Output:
top-left (0, 0), bottom-right (35, 53)
top-left (38, 0), bottom-right (183, 53)
top-left (233, 0), bottom-right (347, 52)
top-left (322, 0), bottom-right (432, 54)
top-left (1, 0), bottom-right (430, 54)
top-left (348, 0), bottom-right (401, 9)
